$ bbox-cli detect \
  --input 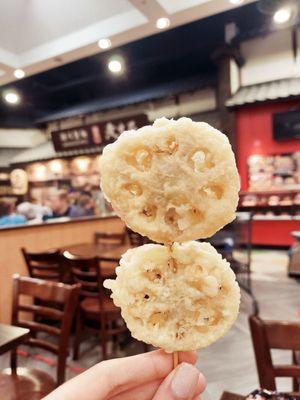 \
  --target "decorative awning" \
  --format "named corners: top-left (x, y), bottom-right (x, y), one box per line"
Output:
top-left (226, 77), bottom-right (300, 108)
top-left (0, 148), bottom-right (27, 168)
top-left (10, 141), bottom-right (102, 165)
